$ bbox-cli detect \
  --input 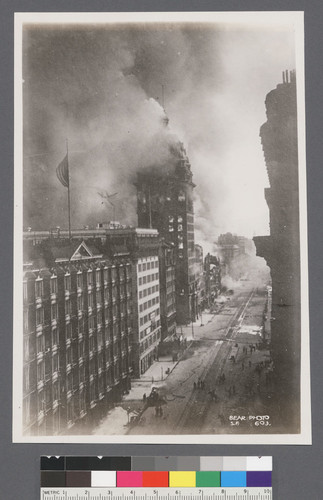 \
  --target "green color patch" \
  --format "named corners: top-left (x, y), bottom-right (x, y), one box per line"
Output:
top-left (196, 471), bottom-right (221, 487)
